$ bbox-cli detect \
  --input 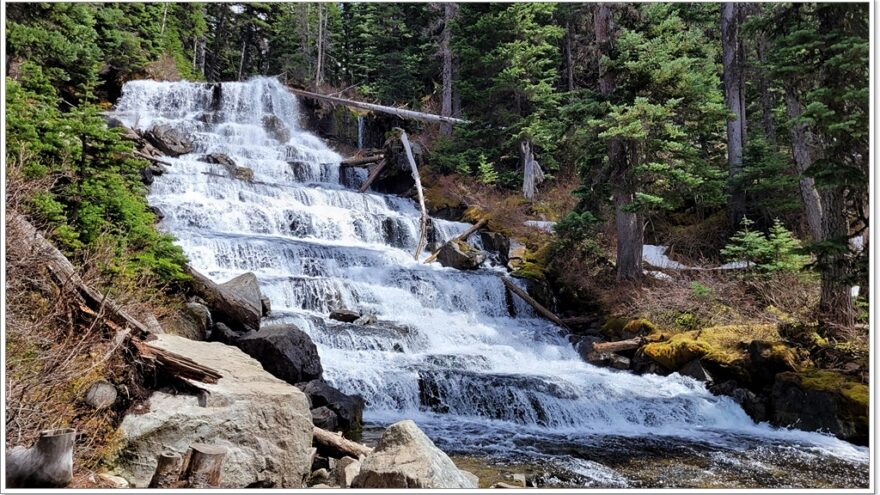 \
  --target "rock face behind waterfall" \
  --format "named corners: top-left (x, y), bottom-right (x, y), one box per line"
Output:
top-left (116, 335), bottom-right (313, 488)
top-left (352, 420), bottom-right (478, 489)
